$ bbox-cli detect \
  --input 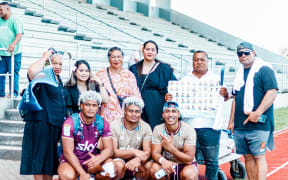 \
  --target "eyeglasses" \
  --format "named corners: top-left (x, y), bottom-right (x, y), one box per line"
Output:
top-left (237, 50), bottom-right (251, 57)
